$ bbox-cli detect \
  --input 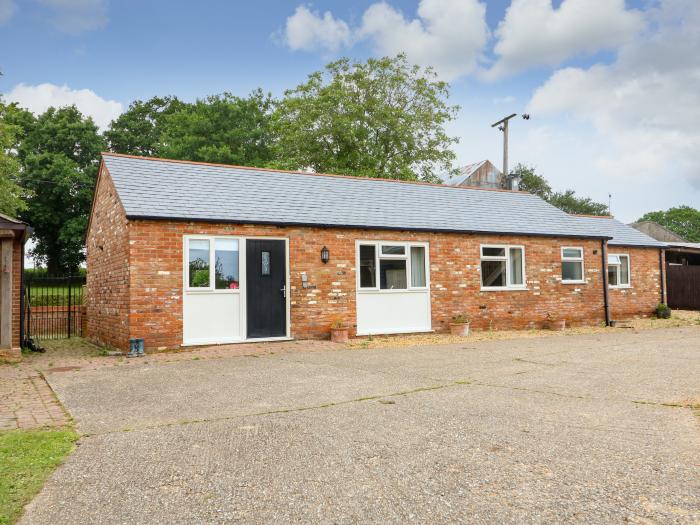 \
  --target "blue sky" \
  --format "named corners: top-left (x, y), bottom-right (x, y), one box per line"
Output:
top-left (1, 0), bottom-right (699, 222)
